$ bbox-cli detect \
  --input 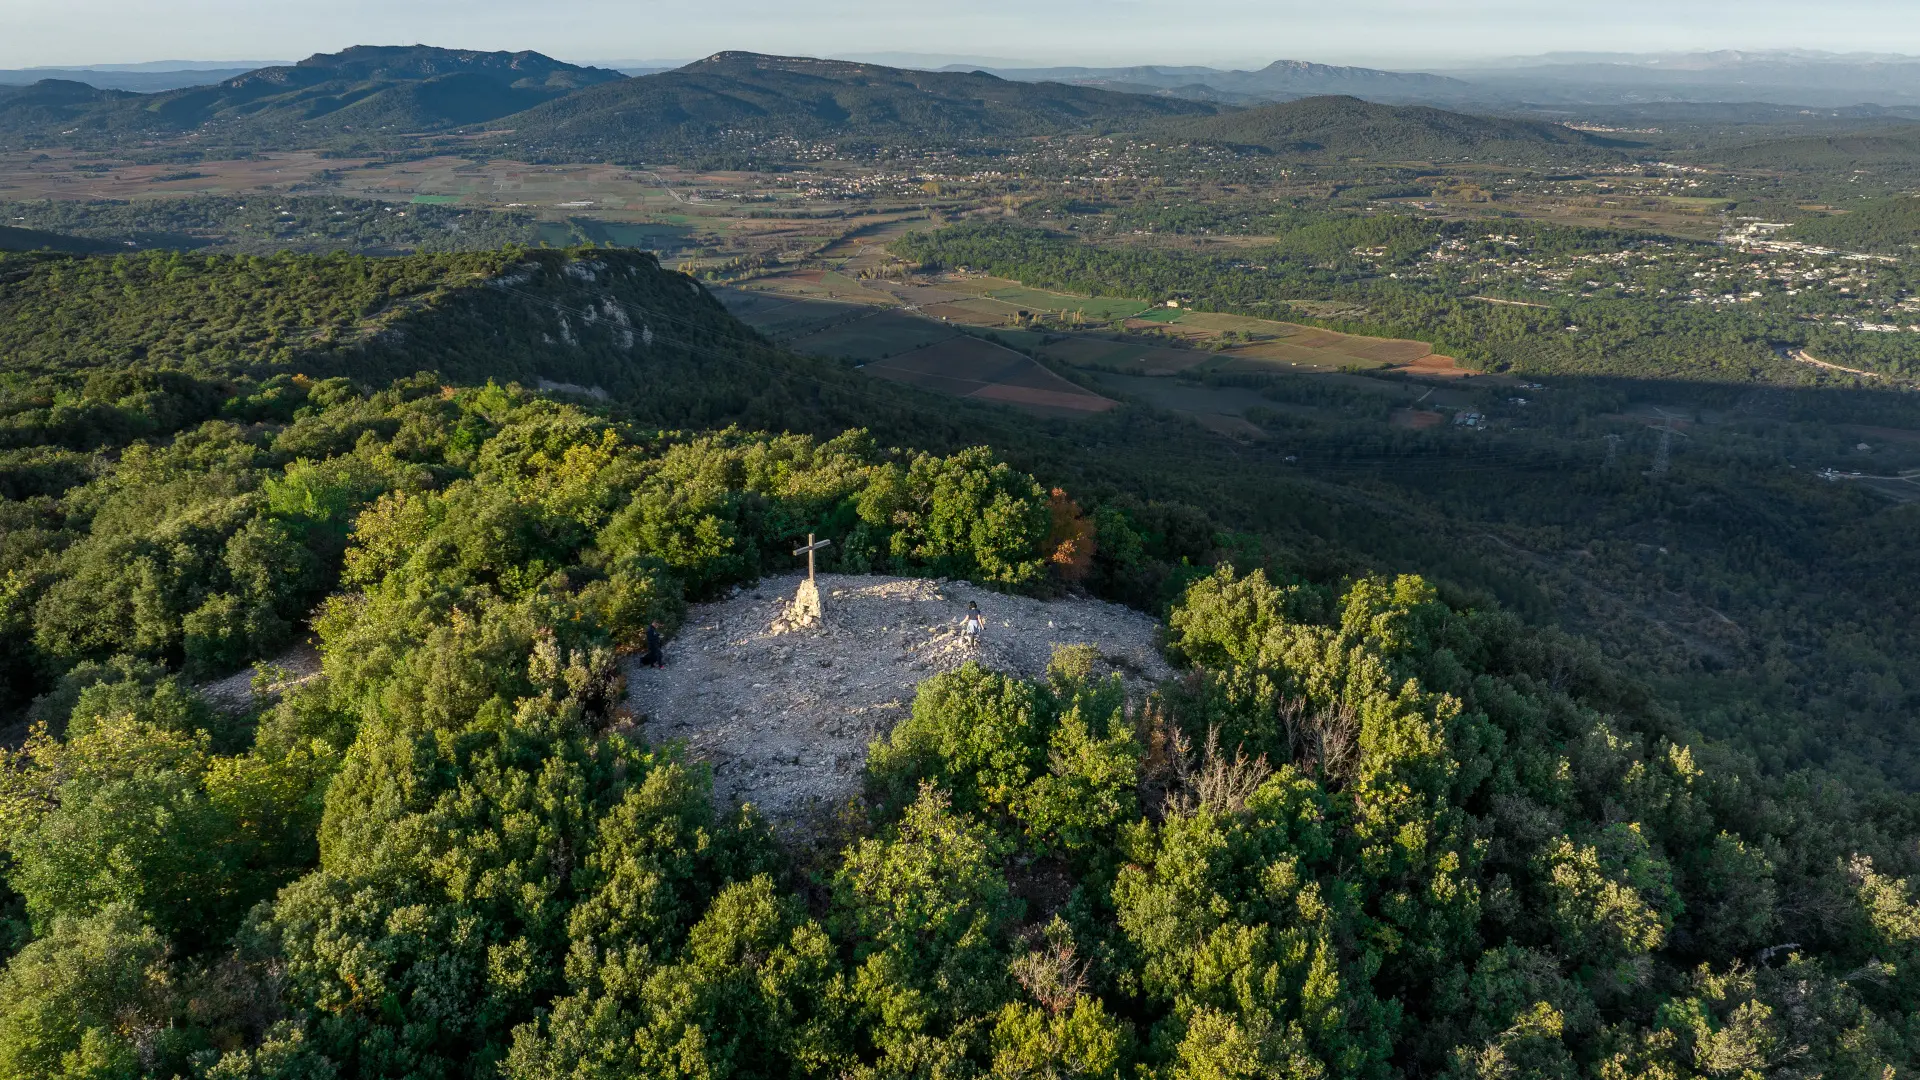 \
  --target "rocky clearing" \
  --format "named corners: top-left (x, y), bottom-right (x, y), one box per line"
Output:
top-left (622, 573), bottom-right (1172, 822)
top-left (197, 639), bottom-right (323, 712)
